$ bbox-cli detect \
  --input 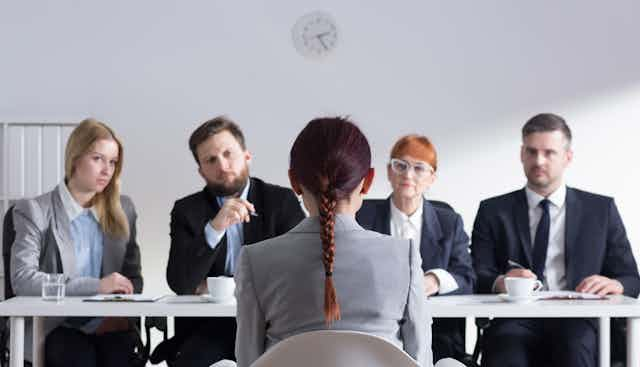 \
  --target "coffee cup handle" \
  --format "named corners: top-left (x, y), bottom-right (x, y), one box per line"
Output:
top-left (533, 280), bottom-right (543, 292)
